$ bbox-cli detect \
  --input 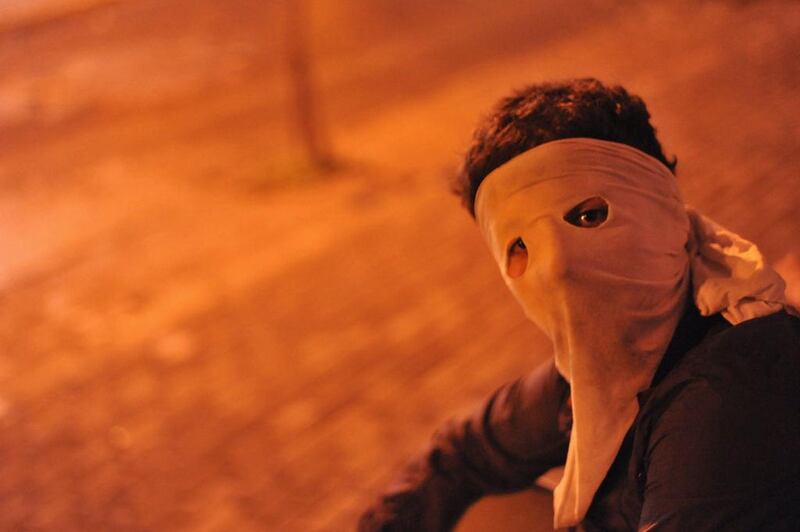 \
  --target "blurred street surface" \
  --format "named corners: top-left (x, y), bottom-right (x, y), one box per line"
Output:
top-left (0, 1), bottom-right (798, 530)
